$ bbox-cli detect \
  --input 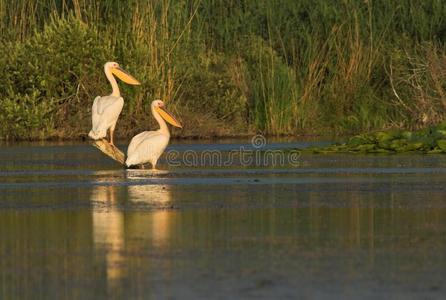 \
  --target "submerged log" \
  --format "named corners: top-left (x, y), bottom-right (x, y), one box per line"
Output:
top-left (92, 139), bottom-right (126, 165)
